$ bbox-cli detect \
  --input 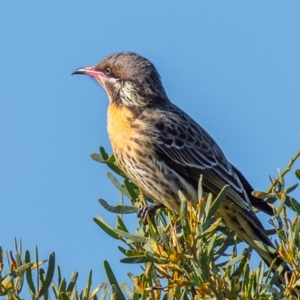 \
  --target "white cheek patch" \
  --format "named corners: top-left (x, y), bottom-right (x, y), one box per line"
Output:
top-left (118, 81), bottom-right (148, 107)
